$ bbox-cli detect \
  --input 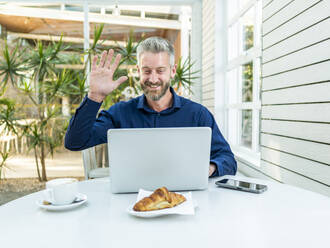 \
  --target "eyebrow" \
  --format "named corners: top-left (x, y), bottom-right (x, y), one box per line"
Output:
top-left (141, 66), bottom-right (167, 70)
